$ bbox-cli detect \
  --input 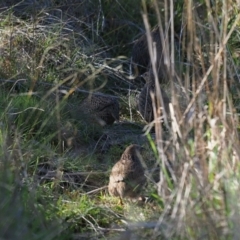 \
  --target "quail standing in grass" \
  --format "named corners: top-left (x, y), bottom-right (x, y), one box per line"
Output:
top-left (80, 93), bottom-right (119, 126)
top-left (108, 144), bottom-right (146, 204)
top-left (131, 26), bottom-right (168, 82)
top-left (138, 71), bottom-right (170, 123)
